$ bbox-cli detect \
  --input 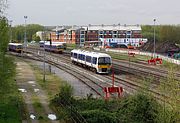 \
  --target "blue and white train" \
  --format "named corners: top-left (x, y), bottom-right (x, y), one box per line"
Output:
top-left (71, 49), bottom-right (112, 74)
